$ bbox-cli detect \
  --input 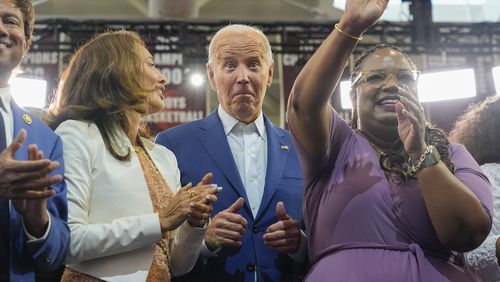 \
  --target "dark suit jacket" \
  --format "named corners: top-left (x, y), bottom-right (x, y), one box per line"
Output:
top-left (5, 103), bottom-right (69, 281)
top-left (156, 111), bottom-right (304, 282)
